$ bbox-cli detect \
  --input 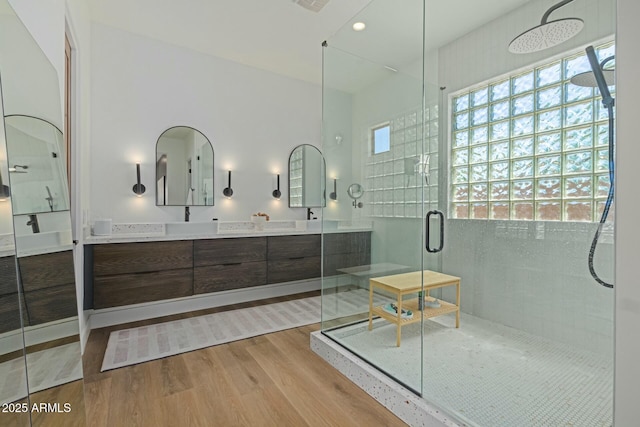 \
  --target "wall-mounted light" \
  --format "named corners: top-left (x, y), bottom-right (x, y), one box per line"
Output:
top-left (272, 174), bottom-right (281, 199)
top-left (223, 170), bottom-right (233, 198)
top-left (329, 178), bottom-right (337, 201)
top-left (132, 162), bottom-right (146, 197)
top-left (0, 170), bottom-right (10, 201)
